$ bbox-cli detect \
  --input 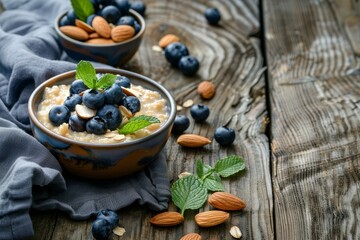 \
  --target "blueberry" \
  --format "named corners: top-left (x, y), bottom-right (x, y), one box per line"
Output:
top-left (104, 84), bottom-right (124, 104)
top-left (100, 5), bottom-right (121, 24)
top-left (91, 219), bottom-right (112, 240)
top-left (178, 56), bottom-right (200, 76)
top-left (66, 9), bottom-right (77, 25)
top-left (86, 116), bottom-right (108, 135)
top-left (63, 94), bottom-right (82, 111)
top-left (122, 96), bottom-right (140, 113)
top-left (114, 75), bottom-right (131, 88)
top-left (214, 126), bottom-right (236, 146)
top-left (70, 79), bottom-right (88, 95)
top-left (90, 0), bottom-right (100, 12)
top-left (204, 7), bottom-right (221, 25)
top-left (117, 15), bottom-right (135, 27)
top-left (83, 89), bottom-right (105, 110)
top-left (97, 105), bottom-right (122, 130)
top-left (130, 1), bottom-right (146, 16)
top-left (114, 0), bottom-right (130, 14)
top-left (68, 114), bottom-right (87, 132)
top-left (59, 16), bottom-right (70, 26)
top-left (172, 115), bottom-right (190, 134)
top-left (190, 104), bottom-right (209, 123)
top-left (96, 209), bottom-right (119, 229)
top-left (97, 0), bottom-right (113, 6)
top-left (133, 20), bottom-right (141, 34)
top-left (86, 14), bottom-right (97, 26)
top-left (164, 42), bottom-right (189, 67)
top-left (49, 105), bottom-right (70, 126)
